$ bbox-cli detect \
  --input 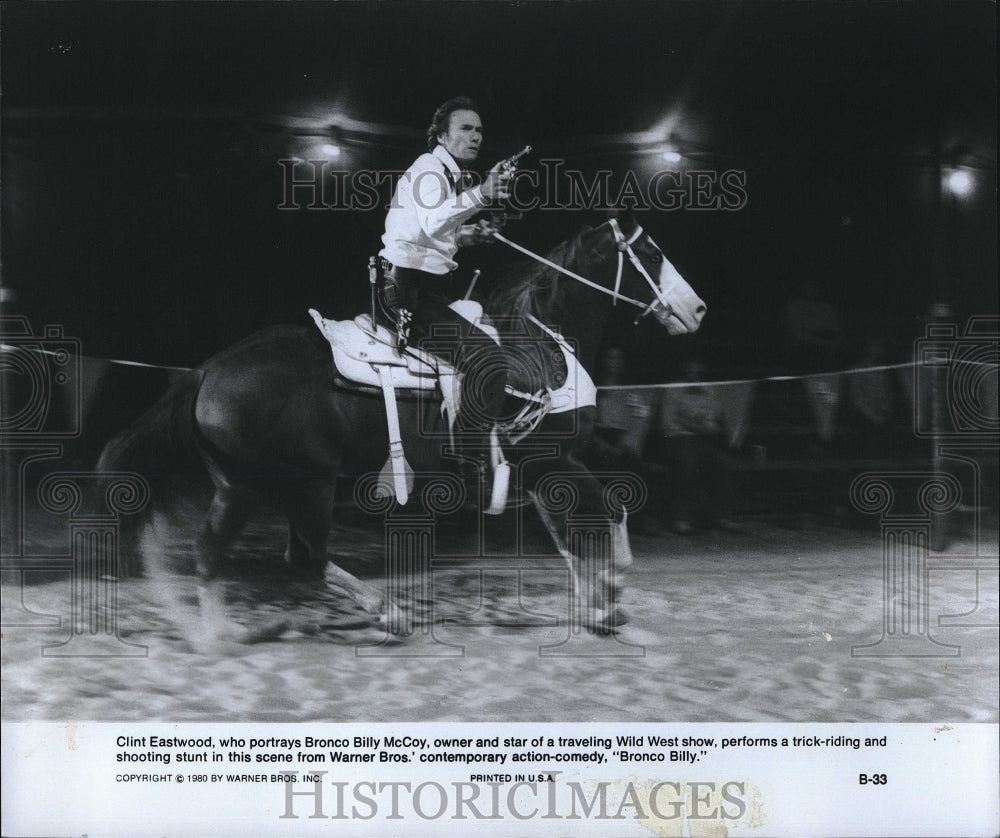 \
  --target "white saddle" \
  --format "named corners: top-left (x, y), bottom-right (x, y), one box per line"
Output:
top-left (308, 301), bottom-right (499, 390)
